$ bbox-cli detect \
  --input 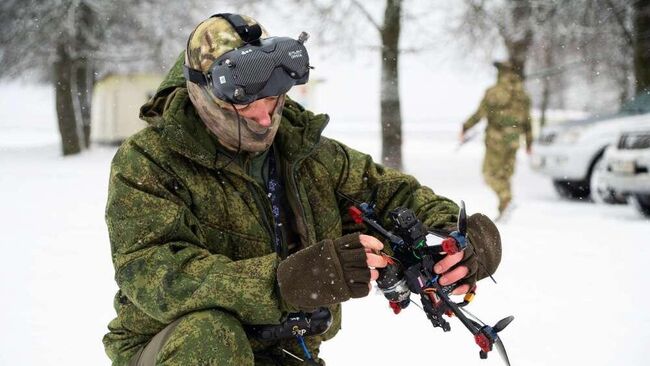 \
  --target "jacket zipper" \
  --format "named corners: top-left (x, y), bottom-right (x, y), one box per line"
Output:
top-left (245, 154), bottom-right (288, 257)
top-left (287, 160), bottom-right (313, 247)
top-left (248, 181), bottom-right (284, 256)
